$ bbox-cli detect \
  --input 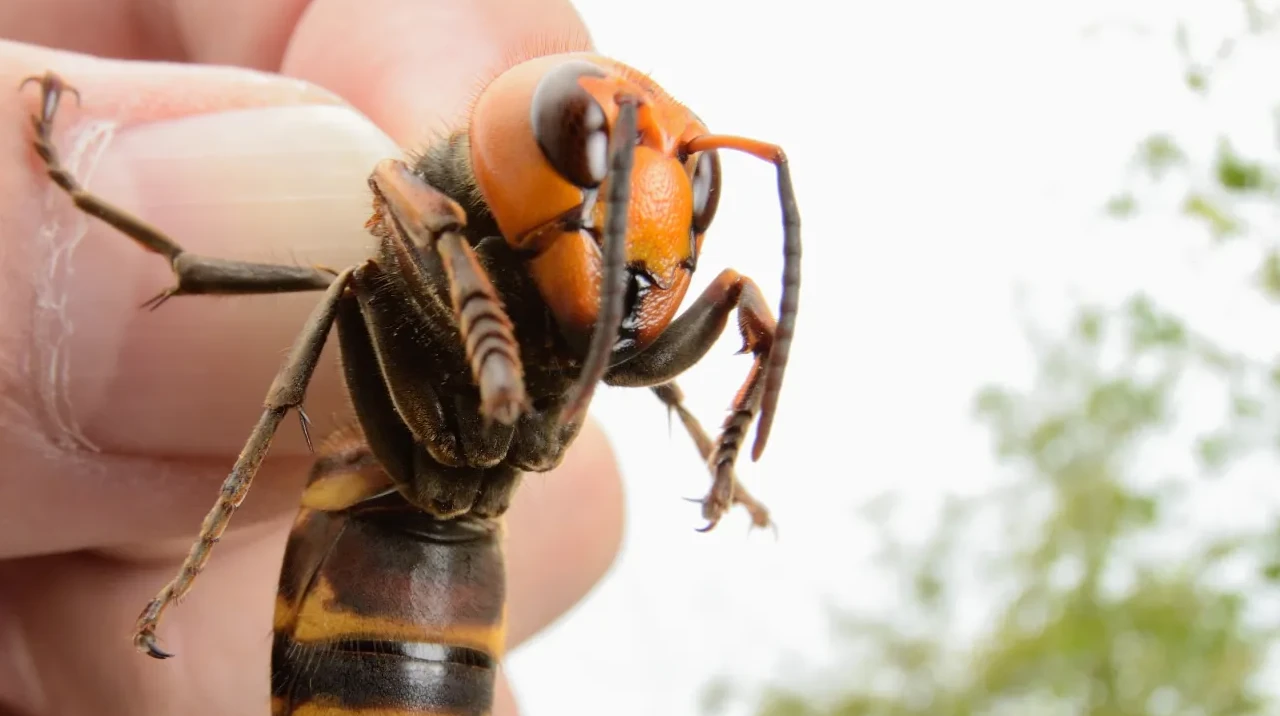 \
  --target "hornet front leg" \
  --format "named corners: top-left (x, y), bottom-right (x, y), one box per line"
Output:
top-left (650, 383), bottom-right (771, 529)
top-left (606, 269), bottom-right (777, 530)
top-left (367, 159), bottom-right (527, 425)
